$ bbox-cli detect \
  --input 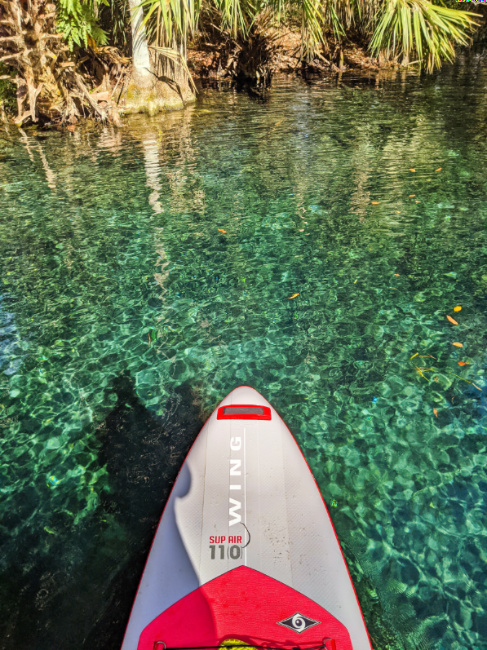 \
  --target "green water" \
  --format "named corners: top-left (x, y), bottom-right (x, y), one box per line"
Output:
top-left (1, 57), bottom-right (487, 649)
